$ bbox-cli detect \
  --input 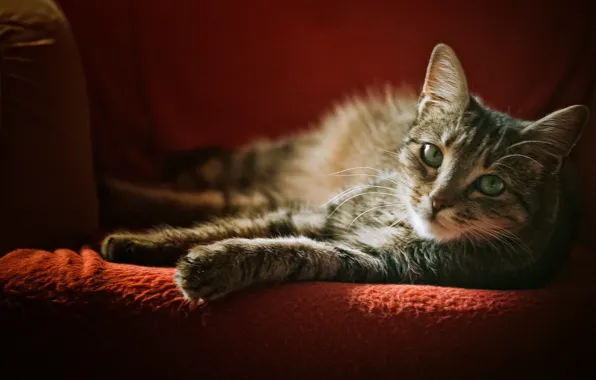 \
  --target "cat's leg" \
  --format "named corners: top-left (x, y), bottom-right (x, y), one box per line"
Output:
top-left (162, 146), bottom-right (232, 191)
top-left (162, 135), bottom-right (316, 193)
top-left (100, 133), bottom-right (319, 228)
top-left (175, 237), bottom-right (388, 301)
top-left (100, 207), bottom-right (326, 266)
